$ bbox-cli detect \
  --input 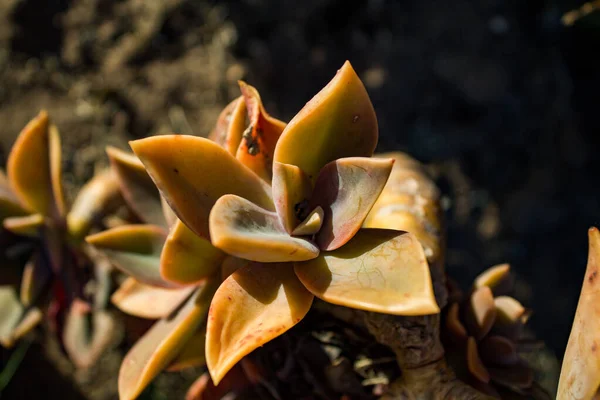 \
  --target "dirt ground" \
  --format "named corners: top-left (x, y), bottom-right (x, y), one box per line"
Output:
top-left (1, 0), bottom-right (600, 398)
